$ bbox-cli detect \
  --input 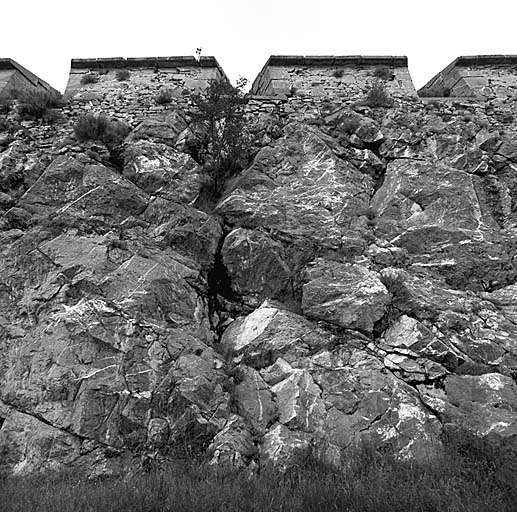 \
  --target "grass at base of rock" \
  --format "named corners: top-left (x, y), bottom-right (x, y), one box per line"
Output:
top-left (1, 435), bottom-right (515, 512)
